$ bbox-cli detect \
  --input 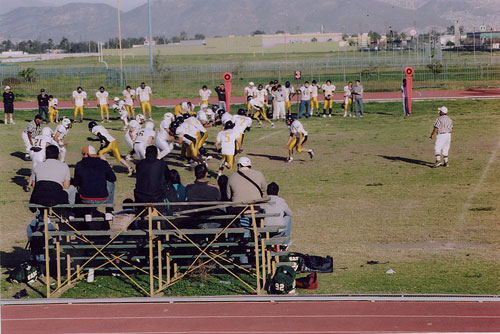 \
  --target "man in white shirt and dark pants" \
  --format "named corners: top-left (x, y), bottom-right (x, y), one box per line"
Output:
top-left (298, 82), bottom-right (312, 119)
top-left (430, 106), bottom-right (453, 168)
